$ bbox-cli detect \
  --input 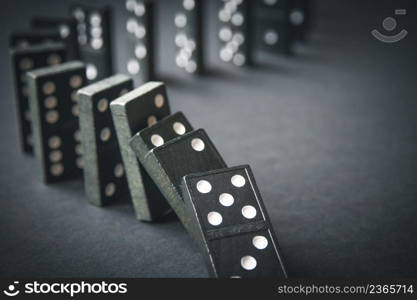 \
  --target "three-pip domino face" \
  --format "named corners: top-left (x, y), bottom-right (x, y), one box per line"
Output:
top-left (174, 0), bottom-right (204, 74)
